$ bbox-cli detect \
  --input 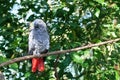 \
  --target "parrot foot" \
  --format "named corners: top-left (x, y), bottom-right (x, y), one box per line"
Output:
top-left (33, 54), bottom-right (41, 57)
